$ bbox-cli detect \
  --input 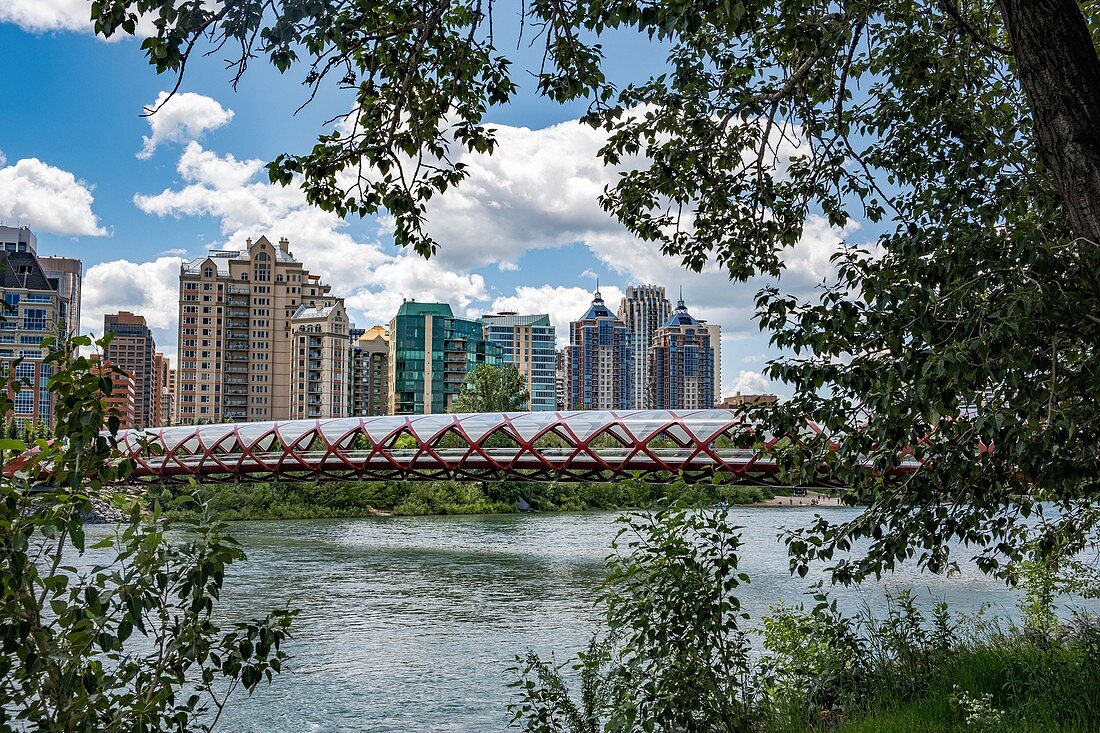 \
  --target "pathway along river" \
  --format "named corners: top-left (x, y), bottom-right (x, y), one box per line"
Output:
top-left (95, 506), bottom-right (1095, 732)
